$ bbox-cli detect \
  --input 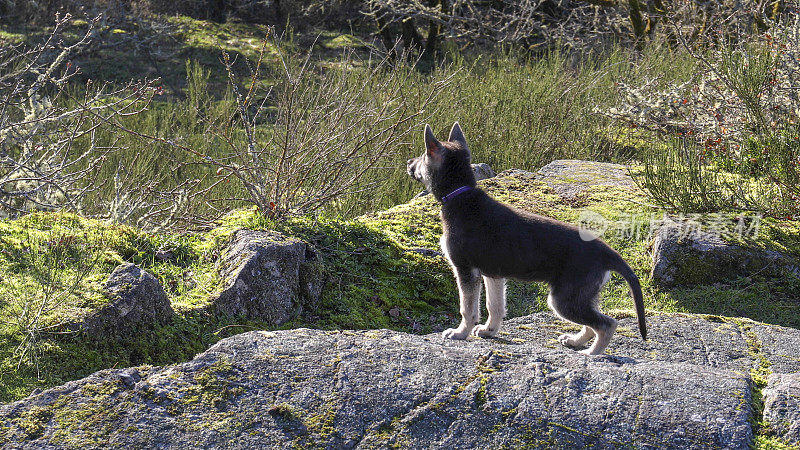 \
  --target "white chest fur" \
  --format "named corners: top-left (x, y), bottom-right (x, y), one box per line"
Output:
top-left (440, 234), bottom-right (453, 266)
